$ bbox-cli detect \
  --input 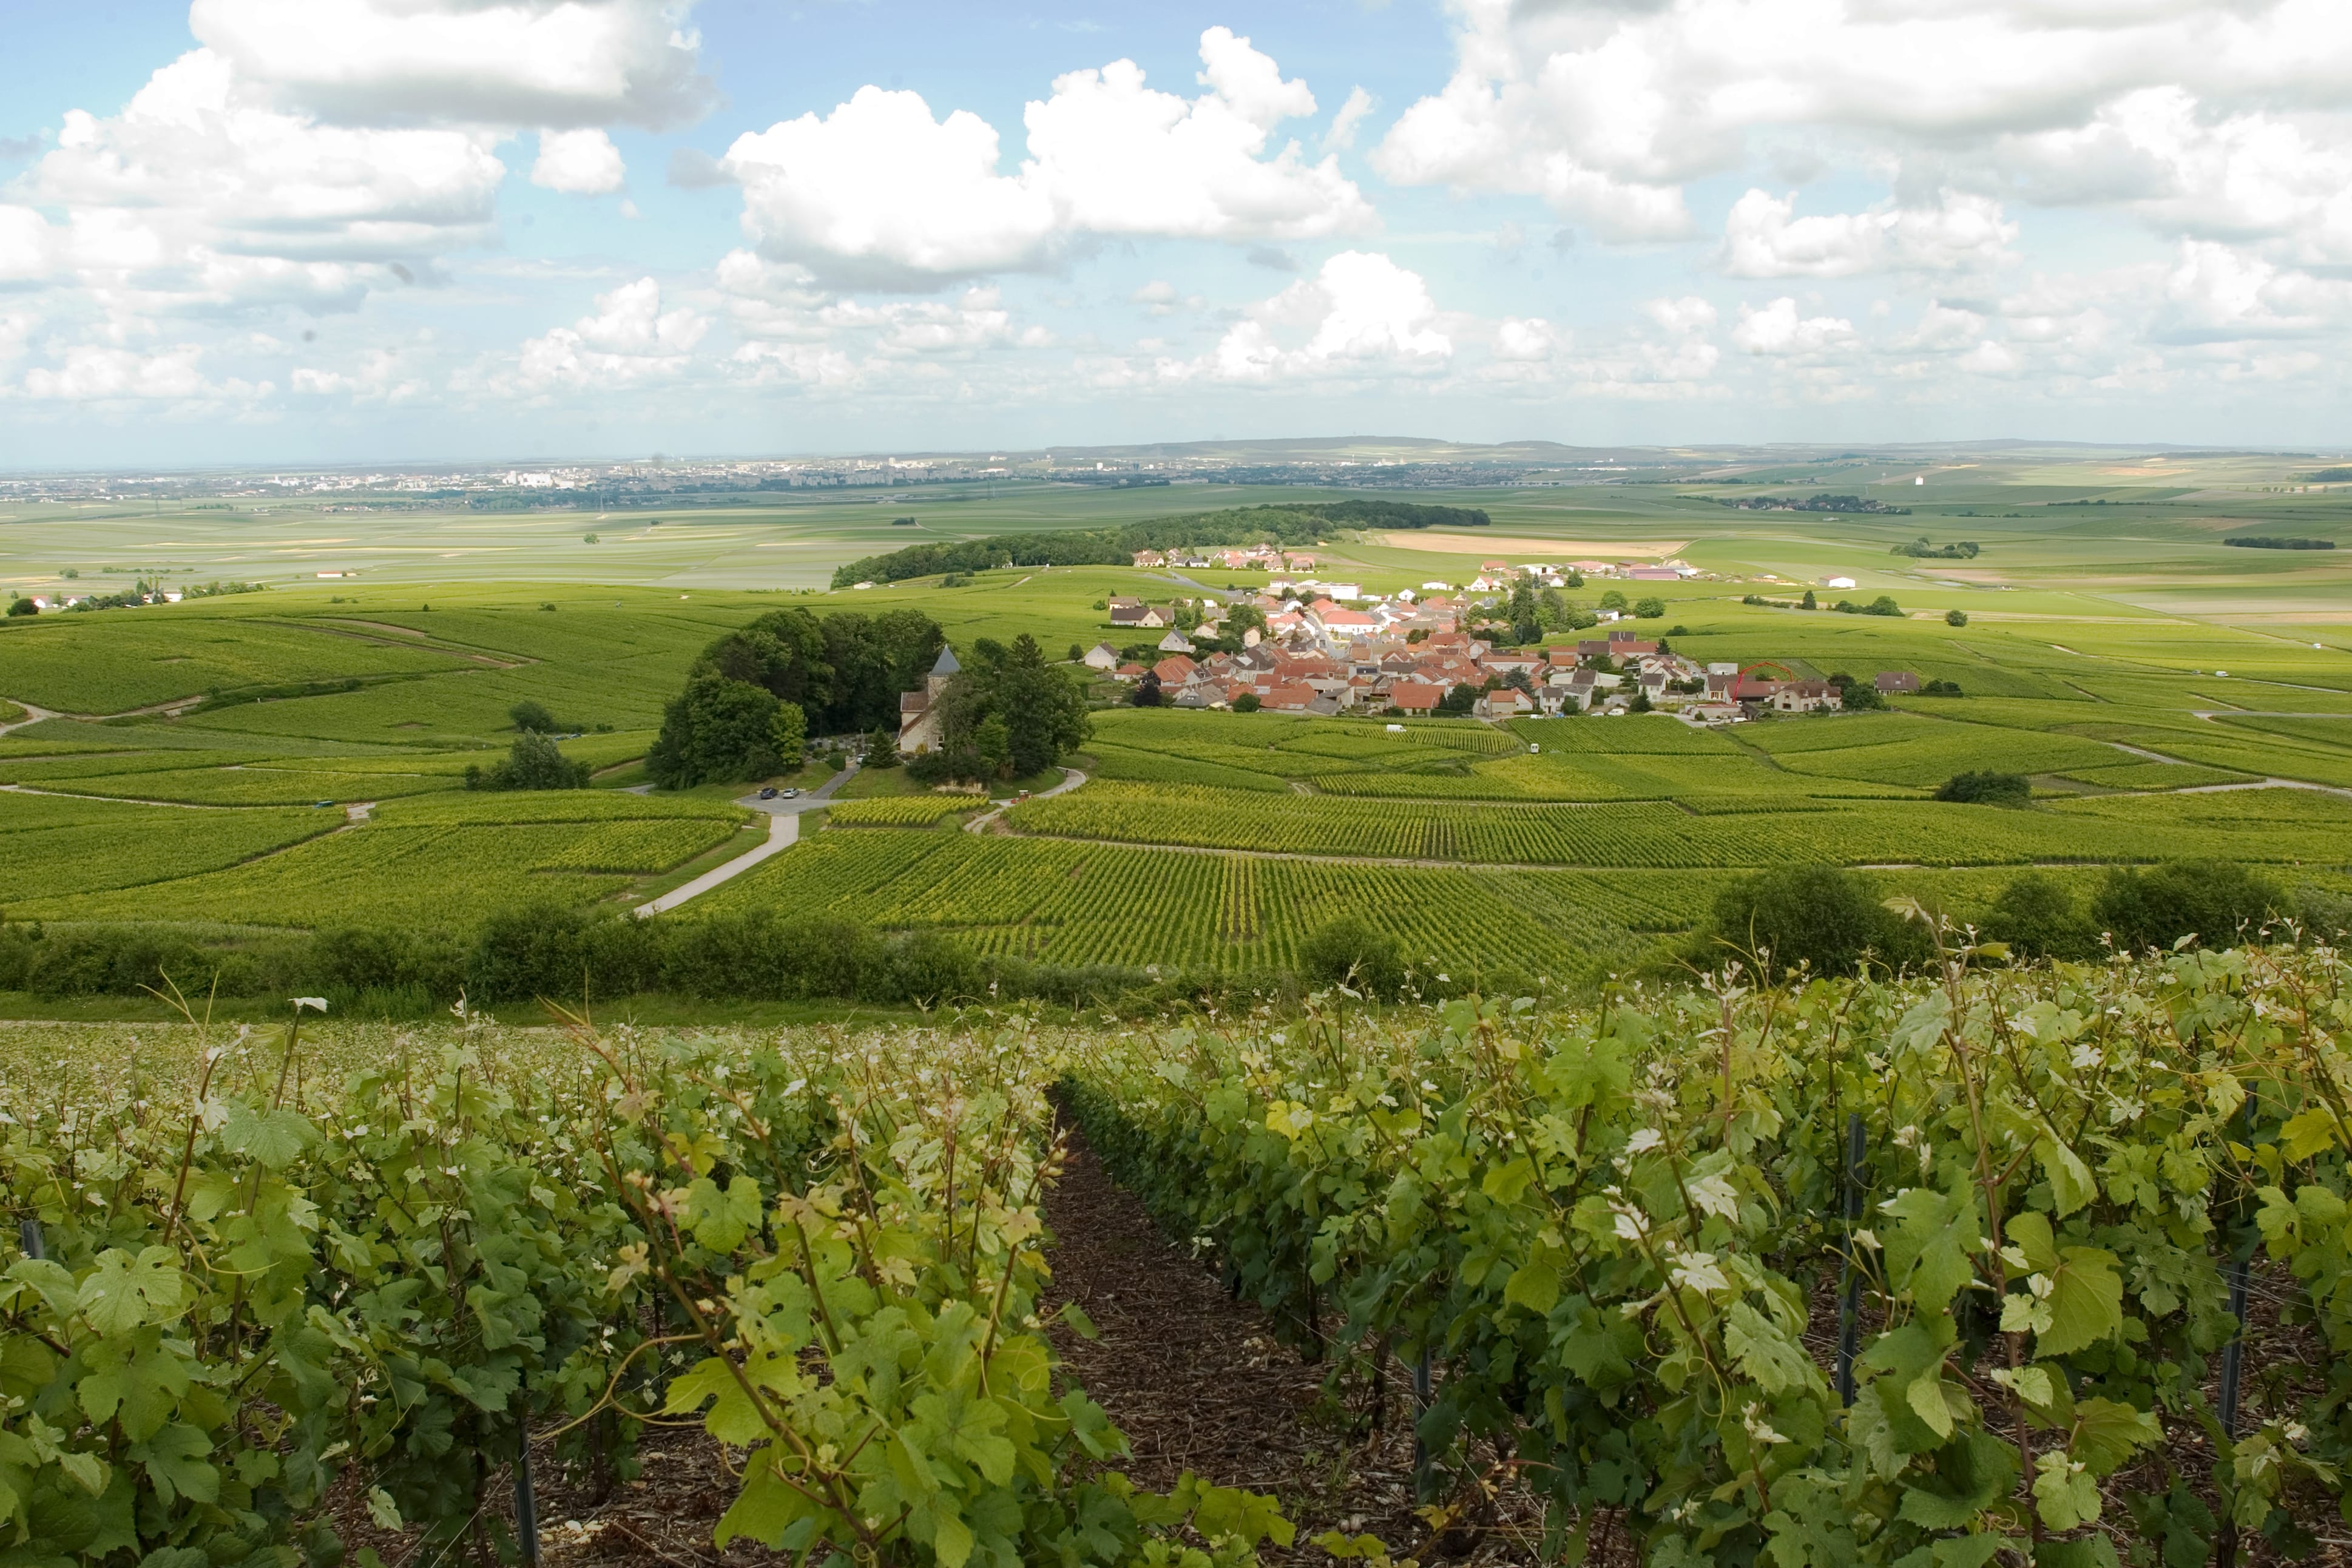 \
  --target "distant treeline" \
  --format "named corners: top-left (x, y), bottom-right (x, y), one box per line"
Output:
top-left (1713, 493), bottom-right (1911, 516)
top-left (2223, 535), bottom-right (2337, 550)
top-left (0, 909), bottom-right (1313, 1016)
top-left (828, 499), bottom-right (1492, 589)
